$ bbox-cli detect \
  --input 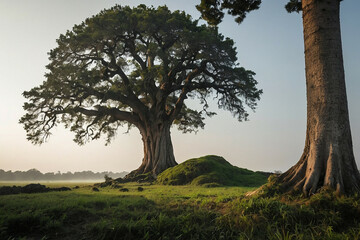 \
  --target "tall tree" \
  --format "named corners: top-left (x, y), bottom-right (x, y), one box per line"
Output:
top-left (20, 5), bottom-right (261, 177)
top-left (197, 0), bottom-right (360, 195)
